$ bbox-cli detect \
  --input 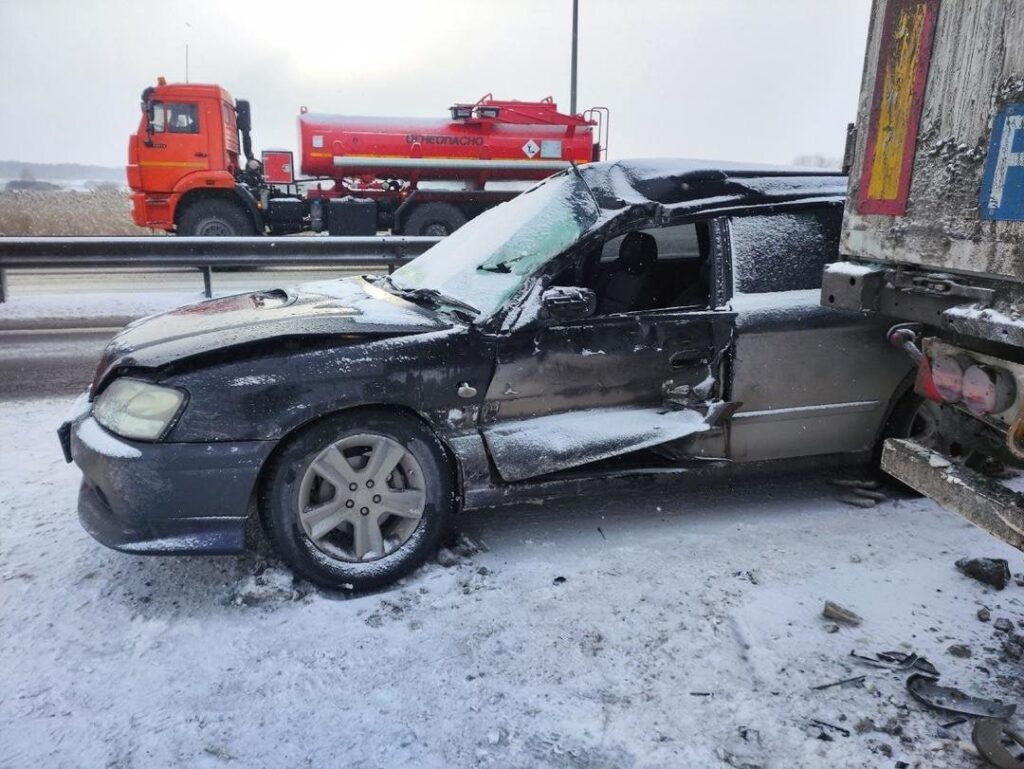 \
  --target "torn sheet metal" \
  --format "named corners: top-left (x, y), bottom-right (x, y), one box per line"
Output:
top-left (906, 673), bottom-right (1017, 720)
top-left (481, 406), bottom-right (710, 482)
